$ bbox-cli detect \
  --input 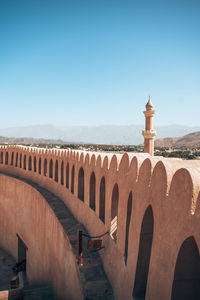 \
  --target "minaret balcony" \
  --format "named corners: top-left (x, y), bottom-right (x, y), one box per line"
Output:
top-left (142, 130), bottom-right (156, 139)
